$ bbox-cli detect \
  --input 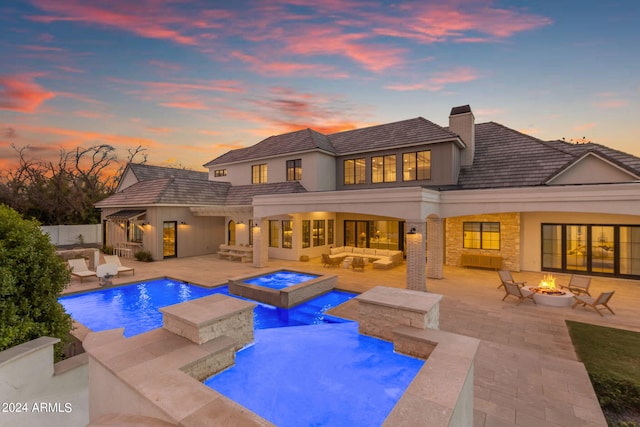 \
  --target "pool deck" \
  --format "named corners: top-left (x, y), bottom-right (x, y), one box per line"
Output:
top-left (65, 254), bottom-right (640, 427)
